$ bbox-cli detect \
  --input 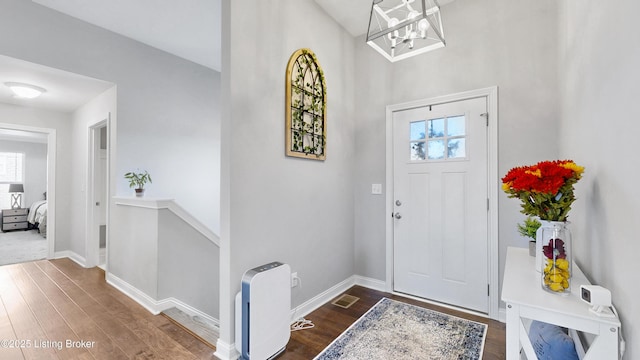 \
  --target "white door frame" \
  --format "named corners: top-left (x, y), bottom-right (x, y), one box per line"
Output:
top-left (0, 122), bottom-right (56, 259)
top-left (385, 87), bottom-right (499, 320)
top-left (85, 114), bottom-right (110, 269)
